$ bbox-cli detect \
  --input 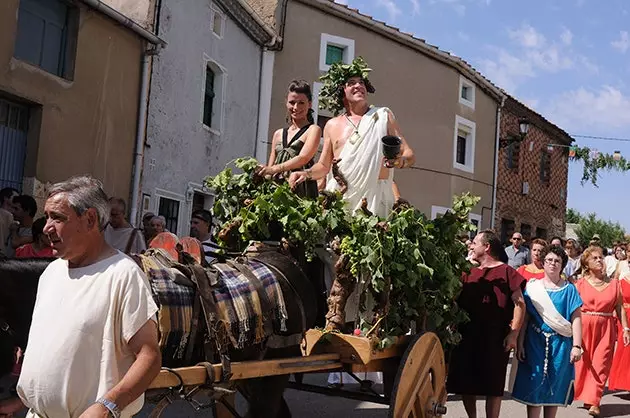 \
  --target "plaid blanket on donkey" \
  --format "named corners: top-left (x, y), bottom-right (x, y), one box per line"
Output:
top-left (213, 260), bottom-right (288, 349)
top-left (137, 249), bottom-right (194, 367)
